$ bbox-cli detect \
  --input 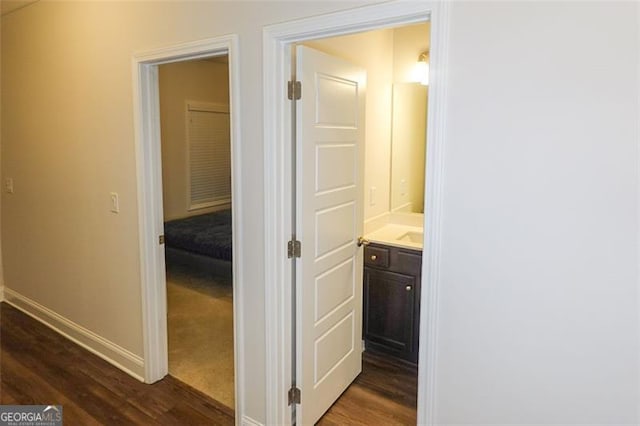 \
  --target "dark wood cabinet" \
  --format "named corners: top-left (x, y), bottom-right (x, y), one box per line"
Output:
top-left (363, 243), bottom-right (422, 364)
